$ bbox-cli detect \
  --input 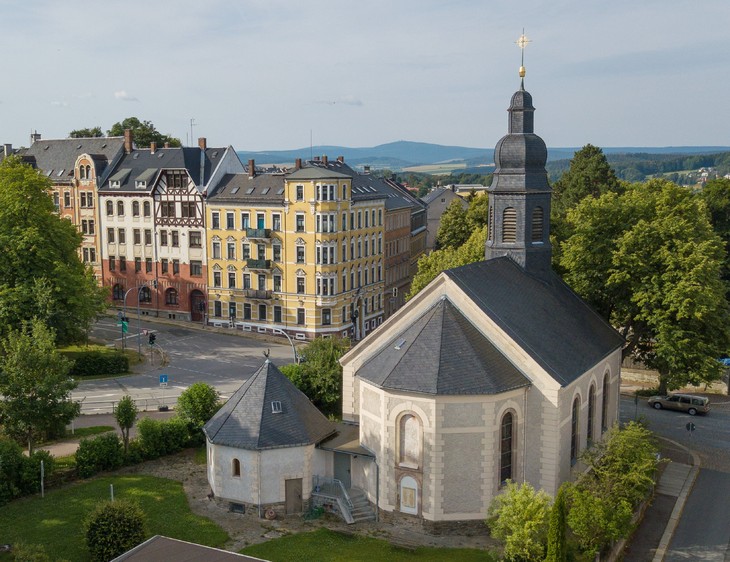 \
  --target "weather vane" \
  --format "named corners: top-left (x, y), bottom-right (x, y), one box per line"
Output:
top-left (516, 30), bottom-right (531, 80)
